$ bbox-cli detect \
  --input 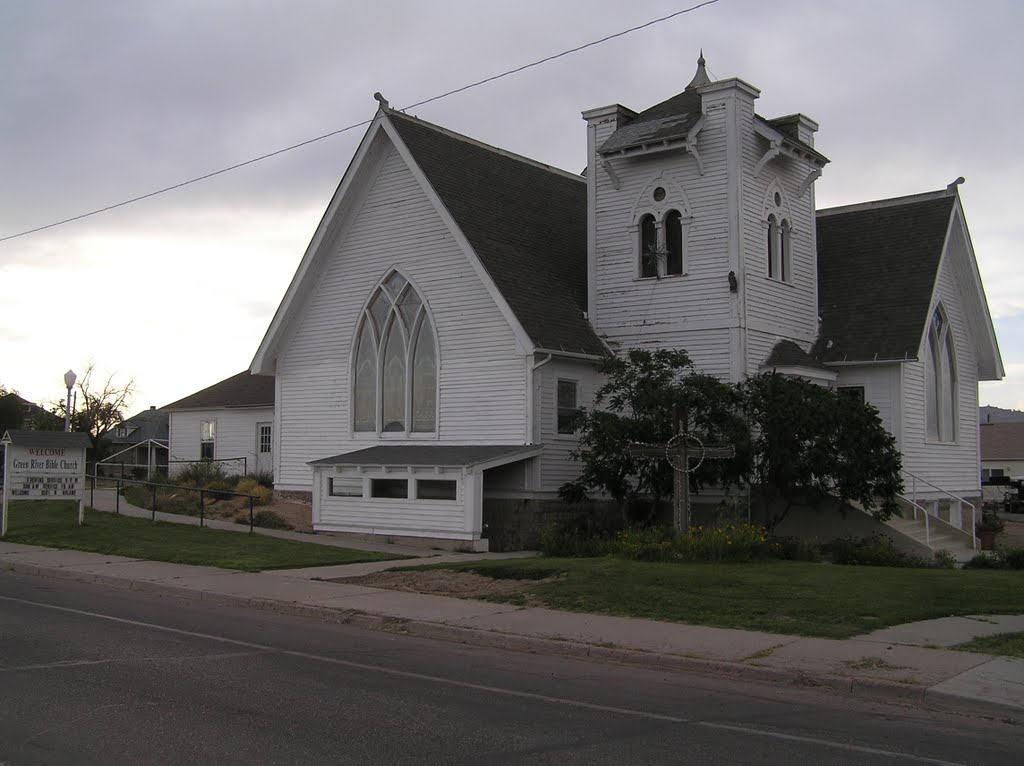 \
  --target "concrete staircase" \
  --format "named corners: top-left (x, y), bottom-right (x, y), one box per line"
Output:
top-left (883, 511), bottom-right (978, 563)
